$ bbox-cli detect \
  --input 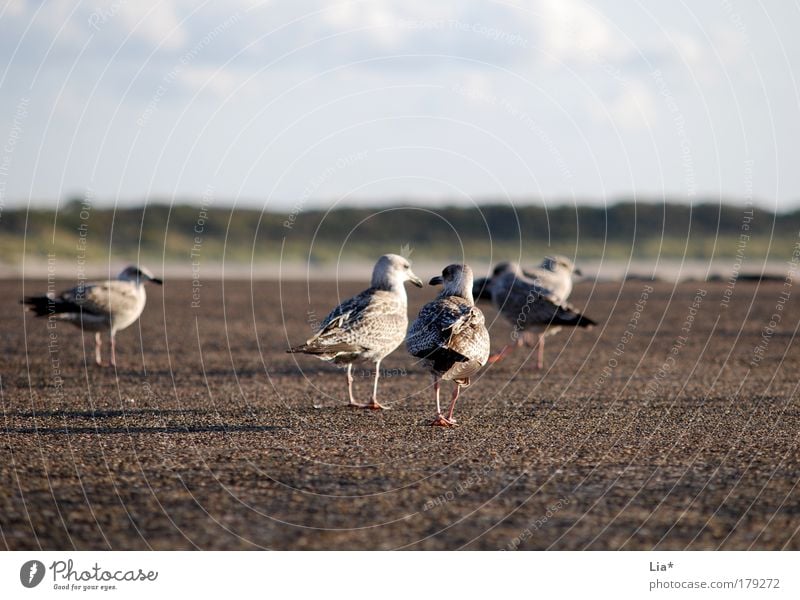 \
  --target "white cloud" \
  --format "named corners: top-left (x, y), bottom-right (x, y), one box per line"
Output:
top-left (115, 3), bottom-right (188, 50)
top-left (177, 64), bottom-right (245, 98)
top-left (605, 81), bottom-right (659, 130)
top-left (1, 0), bottom-right (798, 206)
top-left (534, 0), bottom-right (631, 67)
